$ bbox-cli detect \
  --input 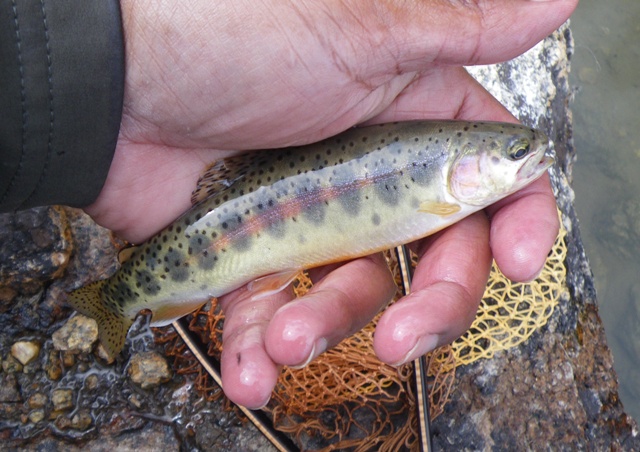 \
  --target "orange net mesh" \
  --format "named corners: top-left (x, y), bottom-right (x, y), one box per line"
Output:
top-left (157, 214), bottom-right (567, 451)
